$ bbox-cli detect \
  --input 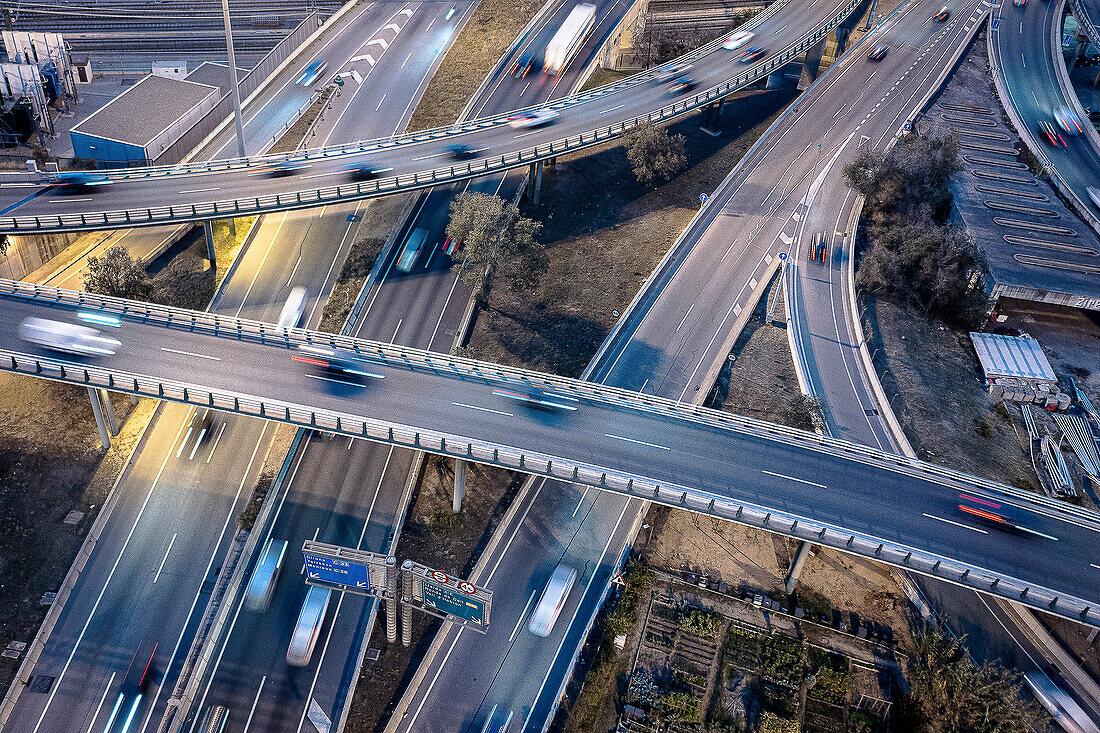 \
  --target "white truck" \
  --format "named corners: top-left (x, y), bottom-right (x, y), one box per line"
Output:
top-left (543, 3), bottom-right (597, 75)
